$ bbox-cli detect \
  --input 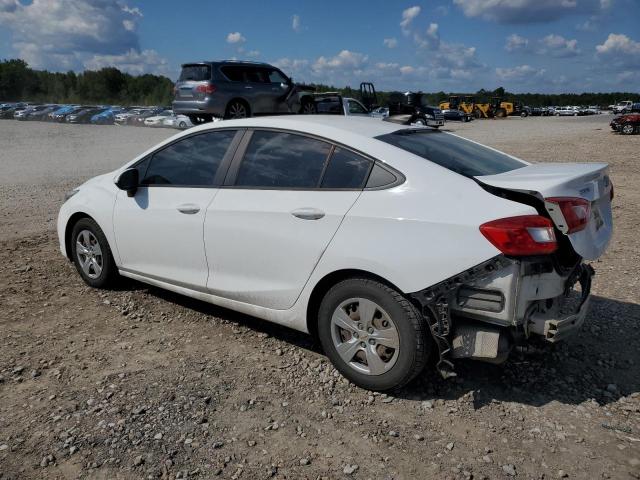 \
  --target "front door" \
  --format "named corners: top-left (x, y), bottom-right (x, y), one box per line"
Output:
top-left (113, 129), bottom-right (240, 288)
